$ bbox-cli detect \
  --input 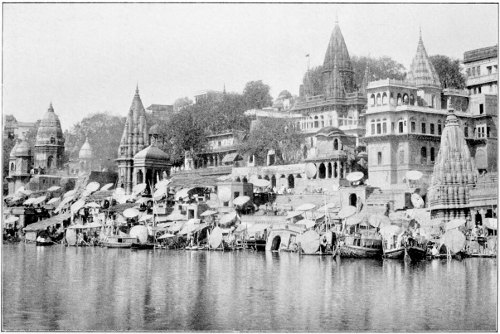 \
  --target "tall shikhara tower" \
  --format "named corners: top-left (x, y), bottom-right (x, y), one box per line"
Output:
top-left (117, 86), bottom-right (149, 194)
top-left (428, 107), bottom-right (479, 223)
